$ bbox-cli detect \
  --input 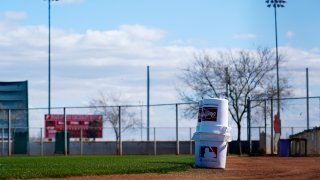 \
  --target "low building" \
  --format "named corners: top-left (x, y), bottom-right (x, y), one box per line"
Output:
top-left (290, 127), bottom-right (320, 155)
